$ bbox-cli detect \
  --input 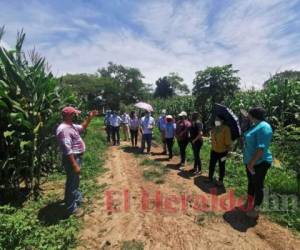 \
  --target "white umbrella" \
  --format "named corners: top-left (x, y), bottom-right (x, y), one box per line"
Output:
top-left (134, 102), bottom-right (153, 112)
